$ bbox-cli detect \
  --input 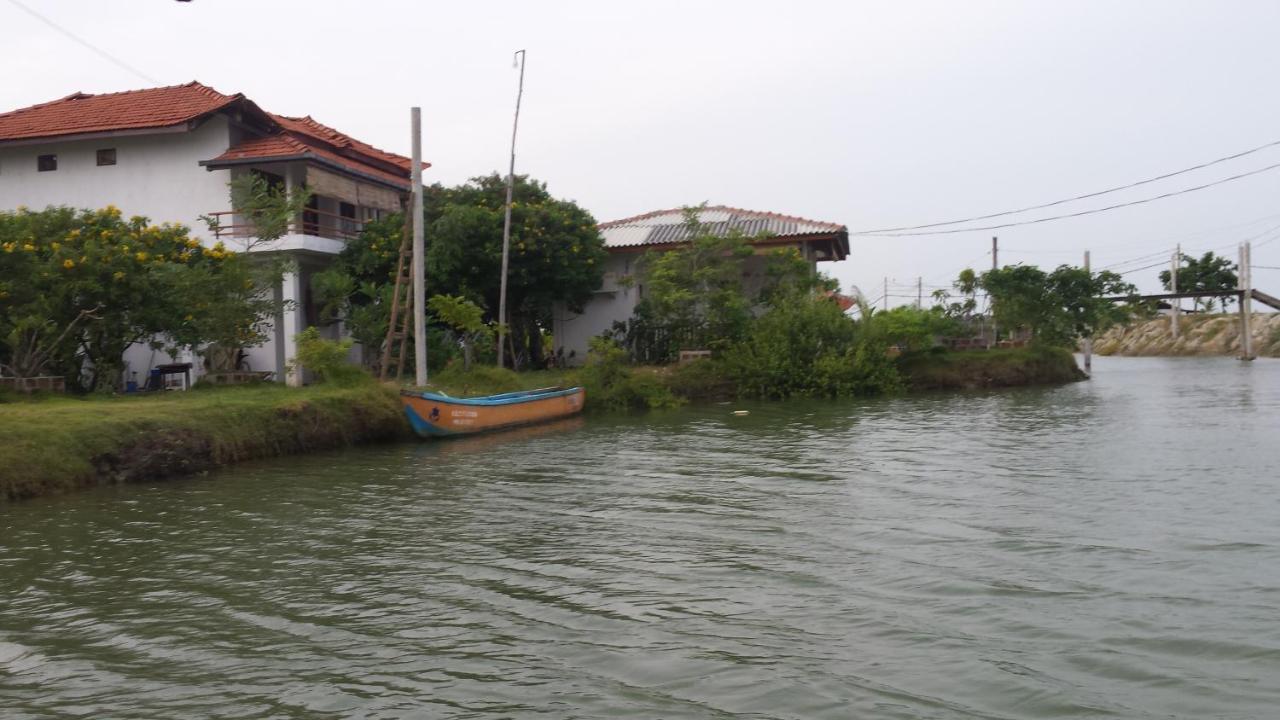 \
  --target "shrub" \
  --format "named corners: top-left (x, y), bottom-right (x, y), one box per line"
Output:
top-left (429, 363), bottom-right (523, 396)
top-left (578, 338), bottom-right (680, 412)
top-left (721, 294), bottom-right (901, 398)
top-left (291, 327), bottom-right (368, 386)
